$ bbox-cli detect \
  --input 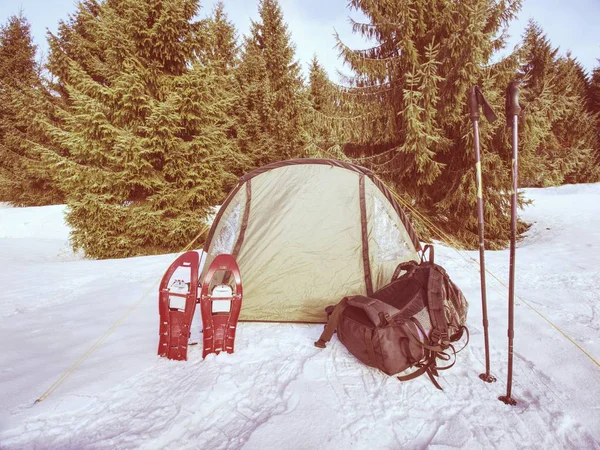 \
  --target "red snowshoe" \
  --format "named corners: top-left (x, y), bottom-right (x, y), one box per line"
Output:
top-left (158, 251), bottom-right (200, 361)
top-left (200, 254), bottom-right (243, 358)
